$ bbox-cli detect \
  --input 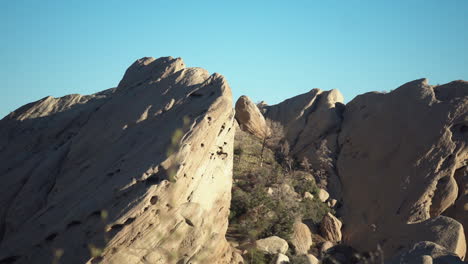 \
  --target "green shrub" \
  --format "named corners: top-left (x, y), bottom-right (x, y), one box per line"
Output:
top-left (245, 249), bottom-right (272, 264)
top-left (287, 254), bottom-right (310, 264)
top-left (299, 198), bottom-right (332, 225)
